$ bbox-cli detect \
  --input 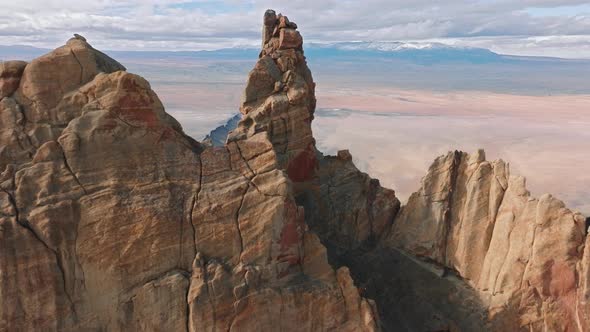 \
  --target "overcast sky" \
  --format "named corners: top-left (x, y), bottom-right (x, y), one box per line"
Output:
top-left (1, 0), bottom-right (590, 58)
